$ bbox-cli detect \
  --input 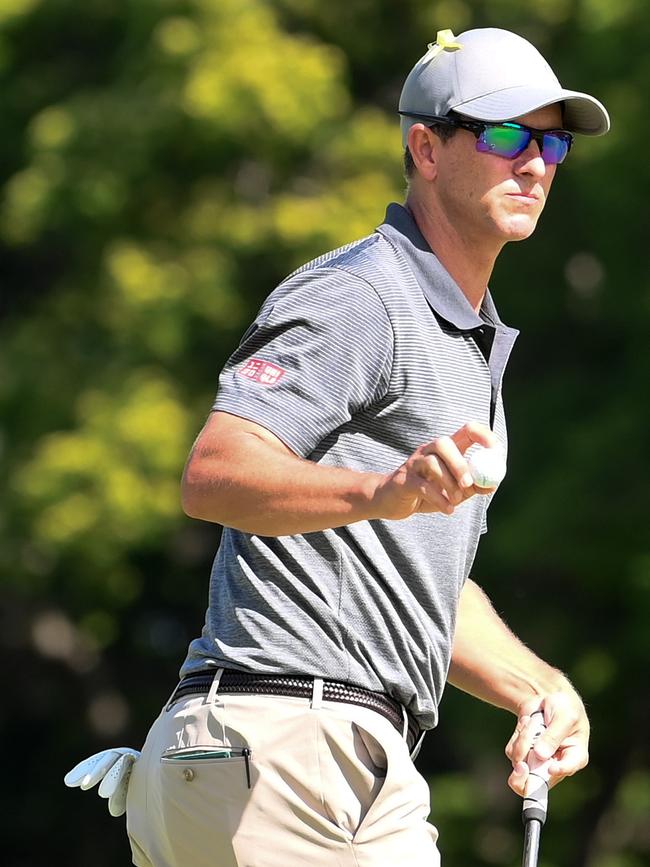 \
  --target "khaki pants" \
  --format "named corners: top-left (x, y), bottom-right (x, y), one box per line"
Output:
top-left (126, 681), bottom-right (440, 867)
